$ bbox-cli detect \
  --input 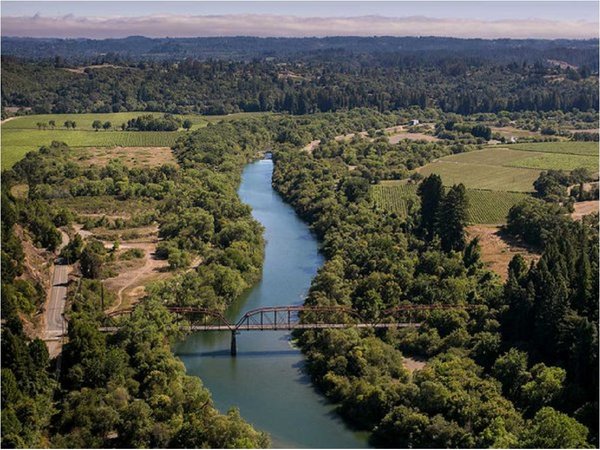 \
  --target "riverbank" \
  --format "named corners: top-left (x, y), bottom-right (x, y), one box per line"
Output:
top-left (176, 159), bottom-right (369, 448)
